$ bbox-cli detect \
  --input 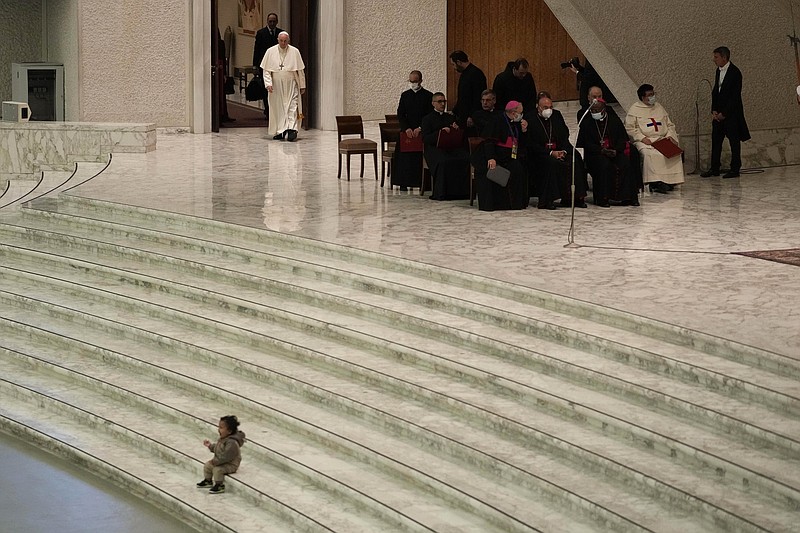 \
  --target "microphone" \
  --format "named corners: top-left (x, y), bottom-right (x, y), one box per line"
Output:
top-left (566, 99), bottom-right (597, 248)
